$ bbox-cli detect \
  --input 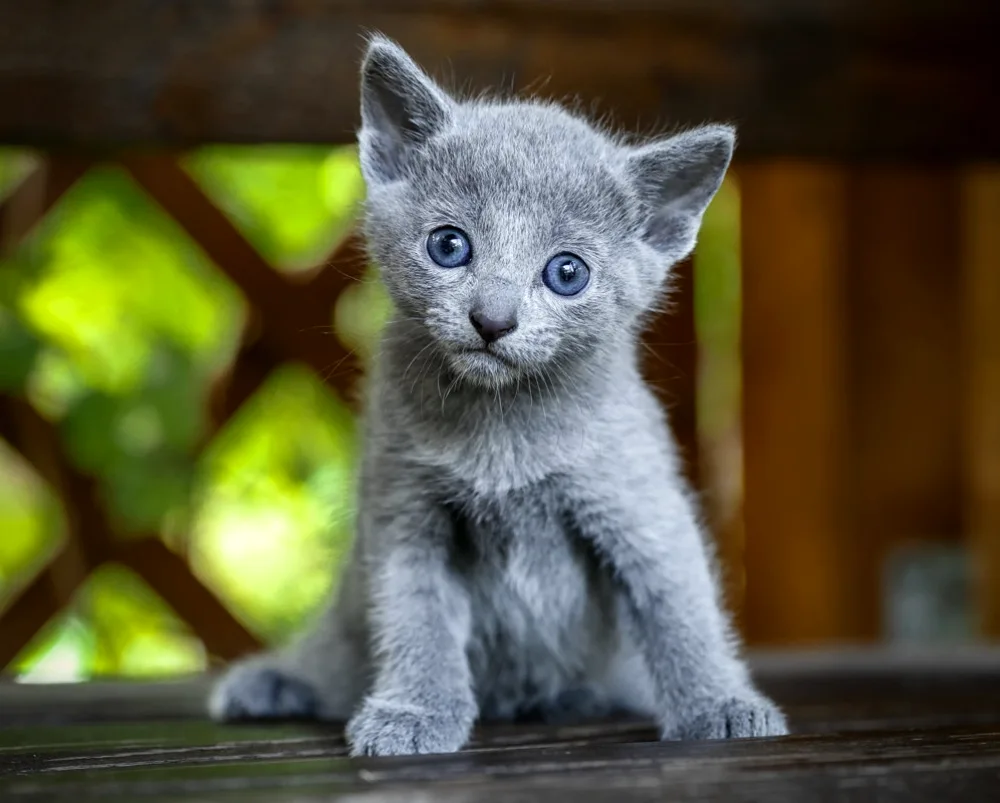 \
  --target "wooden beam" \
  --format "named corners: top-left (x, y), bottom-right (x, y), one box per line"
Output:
top-left (0, 1), bottom-right (996, 159)
top-left (305, 230), bottom-right (368, 322)
top-left (0, 546), bottom-right (89, 672)
top-left (0, 154), bottom-right (361, 668)
top-left (0, 393), bottom-right (263, 669)
top-left (207, 334), bottom-right (284, 436)
top-left (963, 168), bottom-right (1000, 639)
top-left (121, 155), bottom-right (307, 315)
top-left (117, 539), bottom-right (260, 663)
top-left (845, 169), bottom-right (964, 640)
top-left (0, 395), bottom-right (111, 569)
top-left (0, 158), bottom-right (92, 255)
top-left (0, 394), bottom-right (111, 669)
top-left (122, 154), bottom-right (357, 399)
top-left (739, 162), bottom-right (853, 645)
